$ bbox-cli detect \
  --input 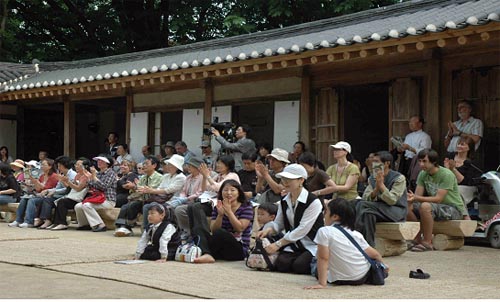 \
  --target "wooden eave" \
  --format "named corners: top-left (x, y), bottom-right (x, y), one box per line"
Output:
top-left (2, 22), bottom-right (498, 104)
